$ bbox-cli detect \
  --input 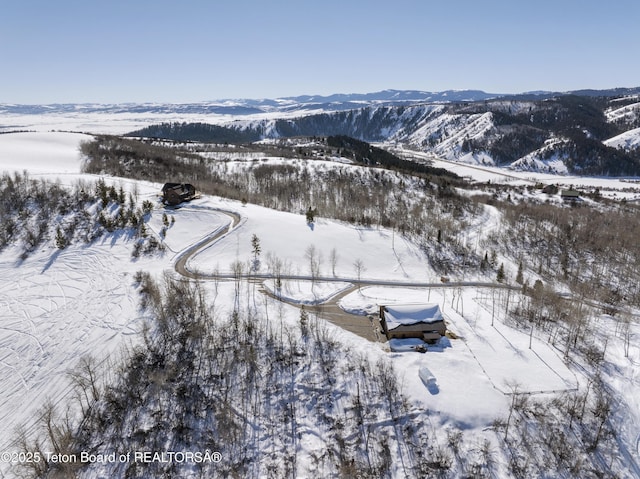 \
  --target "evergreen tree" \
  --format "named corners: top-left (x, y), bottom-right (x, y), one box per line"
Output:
top-left (251, 234), bottom-right (261, 261)
top-left (497, 263), bottom-right (505, 283)
top-left (305, 206), bottom-right (316, 224)
top-left (55, 227), bottom-right (67, 249)
top-left (516, 261), bottom-right (524, 284)
top-left (251, 234), bottom-right (261, 271)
